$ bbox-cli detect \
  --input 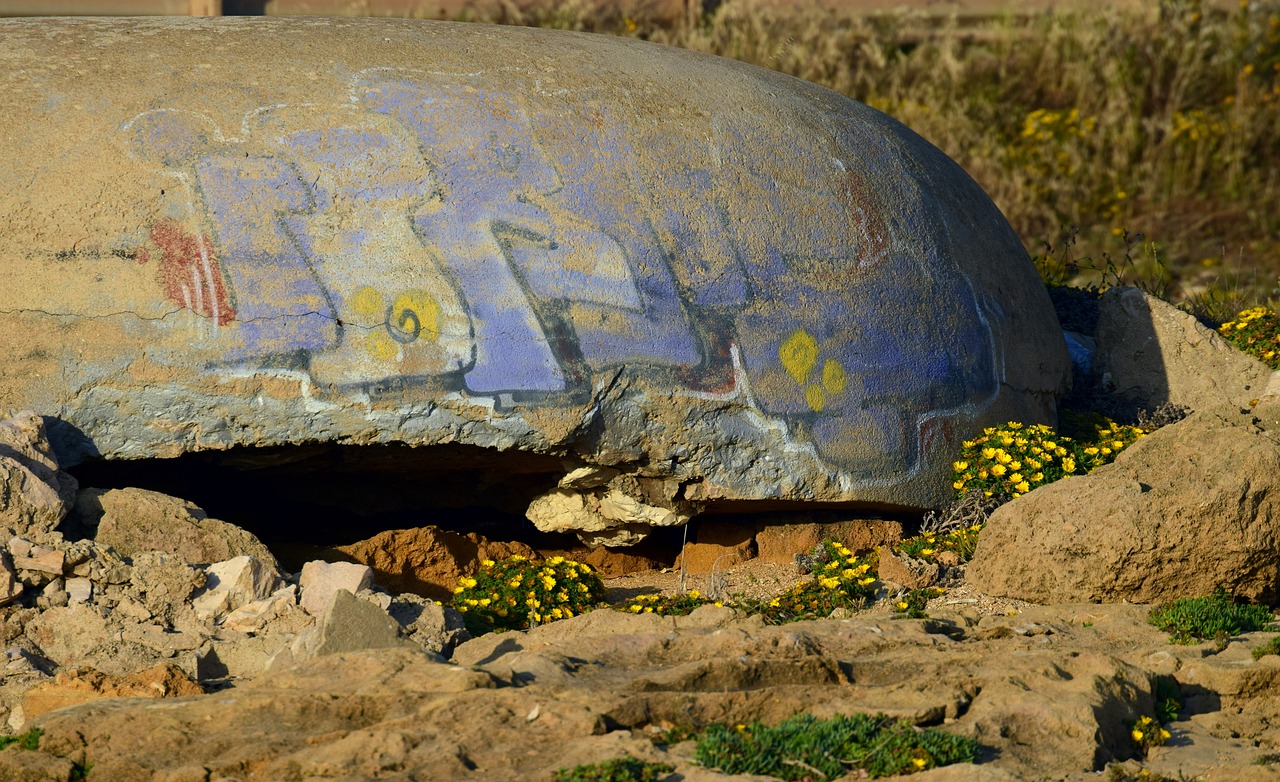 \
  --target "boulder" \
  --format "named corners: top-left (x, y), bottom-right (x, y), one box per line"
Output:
top-left (754, 518), bottom-right (903, 565)
top-left (335, 527), bottom-right (536, 602)
top-left (85, 487), bottom-right (277, 568)
top-left (273, 589), bottom-right (416, 670)
top-left (298, 560), bottom-right (374, 616)
top-left (0, 411), bottom-right (76, 540)
top-left (674, 519), bottom-right (757, 574)
top-left (20, 663), bottom-right (202, 722)
top-left (967, 412), bottom-right (1280, 604)
top-left (1092, 286), bottom-right (1272, 419)
top-left (191, 555), bottom-right (284, 621)
top-left (0, 17), bottom-right (1068, 544)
